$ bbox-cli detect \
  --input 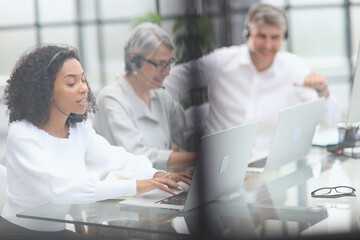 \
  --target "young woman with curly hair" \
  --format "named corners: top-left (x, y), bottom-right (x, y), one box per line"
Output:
top-left (0, 44), bottom-right (192, 239)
